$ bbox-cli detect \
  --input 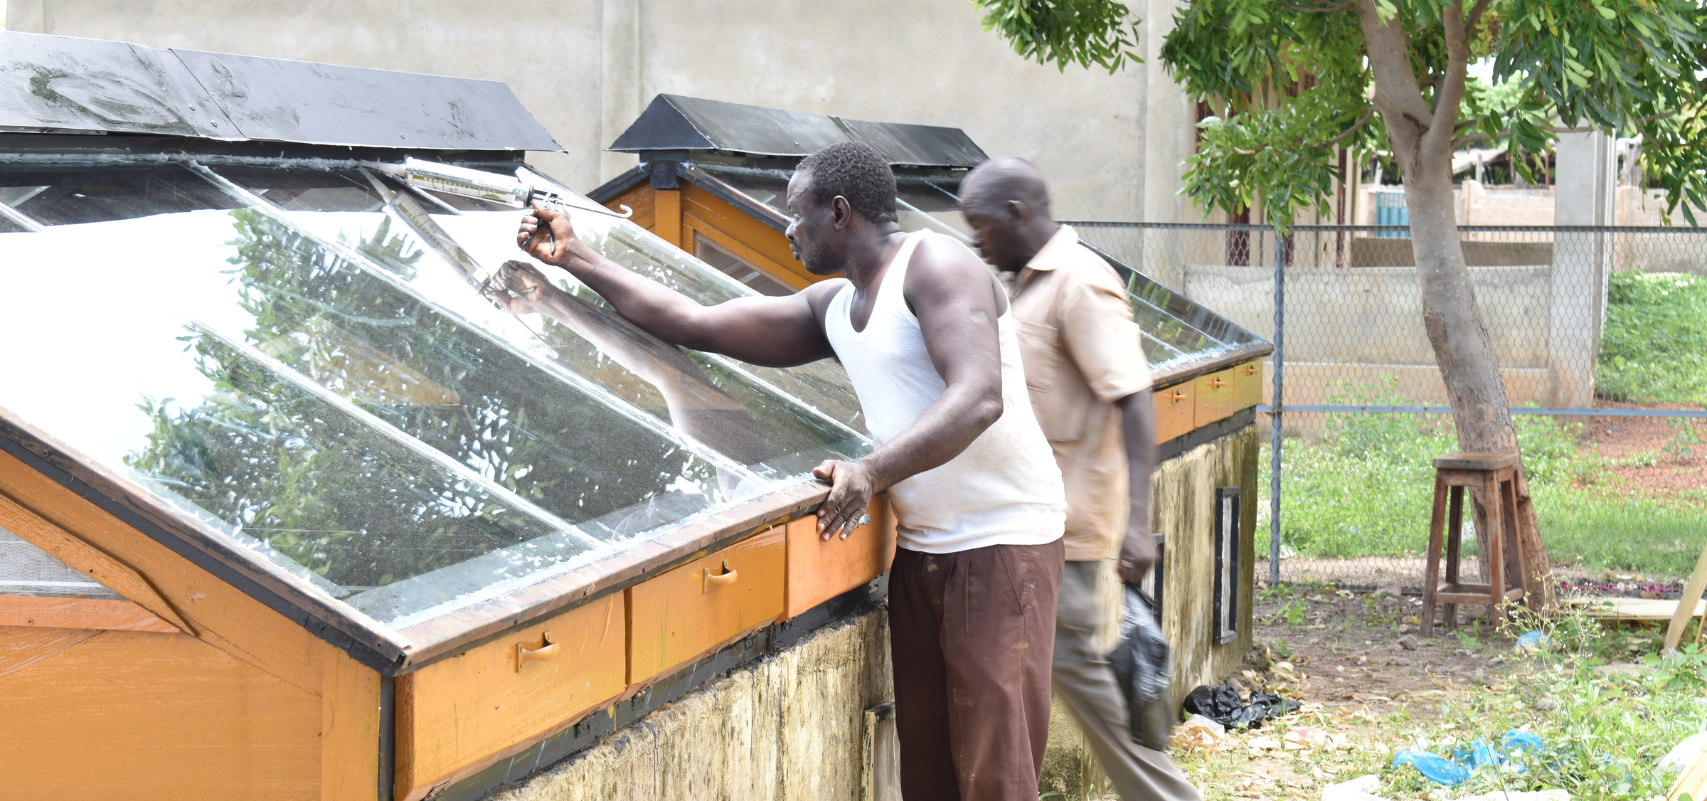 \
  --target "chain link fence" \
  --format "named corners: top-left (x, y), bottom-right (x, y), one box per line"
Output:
top-left (1073, 222), bottom-right (1707, 596)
